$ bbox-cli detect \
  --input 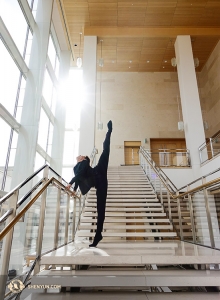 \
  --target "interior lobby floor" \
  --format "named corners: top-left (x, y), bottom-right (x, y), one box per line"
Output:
top-left (22, 291), bottom-right (220, 300)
